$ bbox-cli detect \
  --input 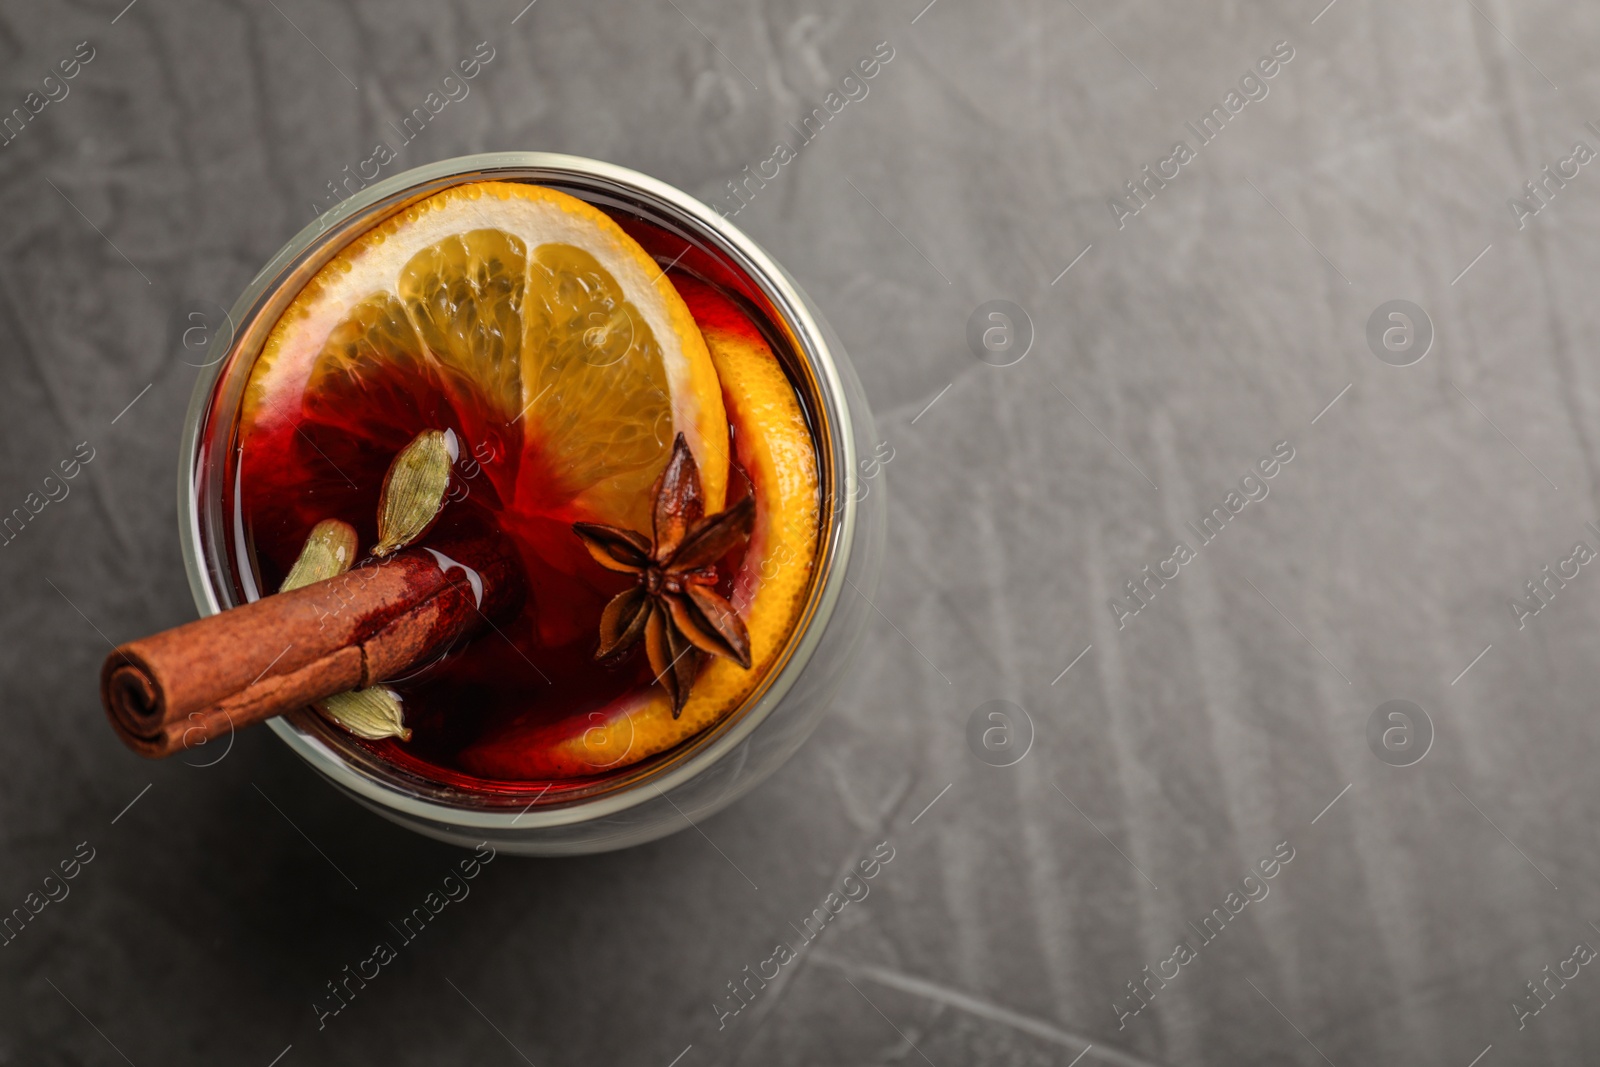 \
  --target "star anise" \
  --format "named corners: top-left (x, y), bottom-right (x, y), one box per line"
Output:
top-left (573, 433), bottom-right (754, 716)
